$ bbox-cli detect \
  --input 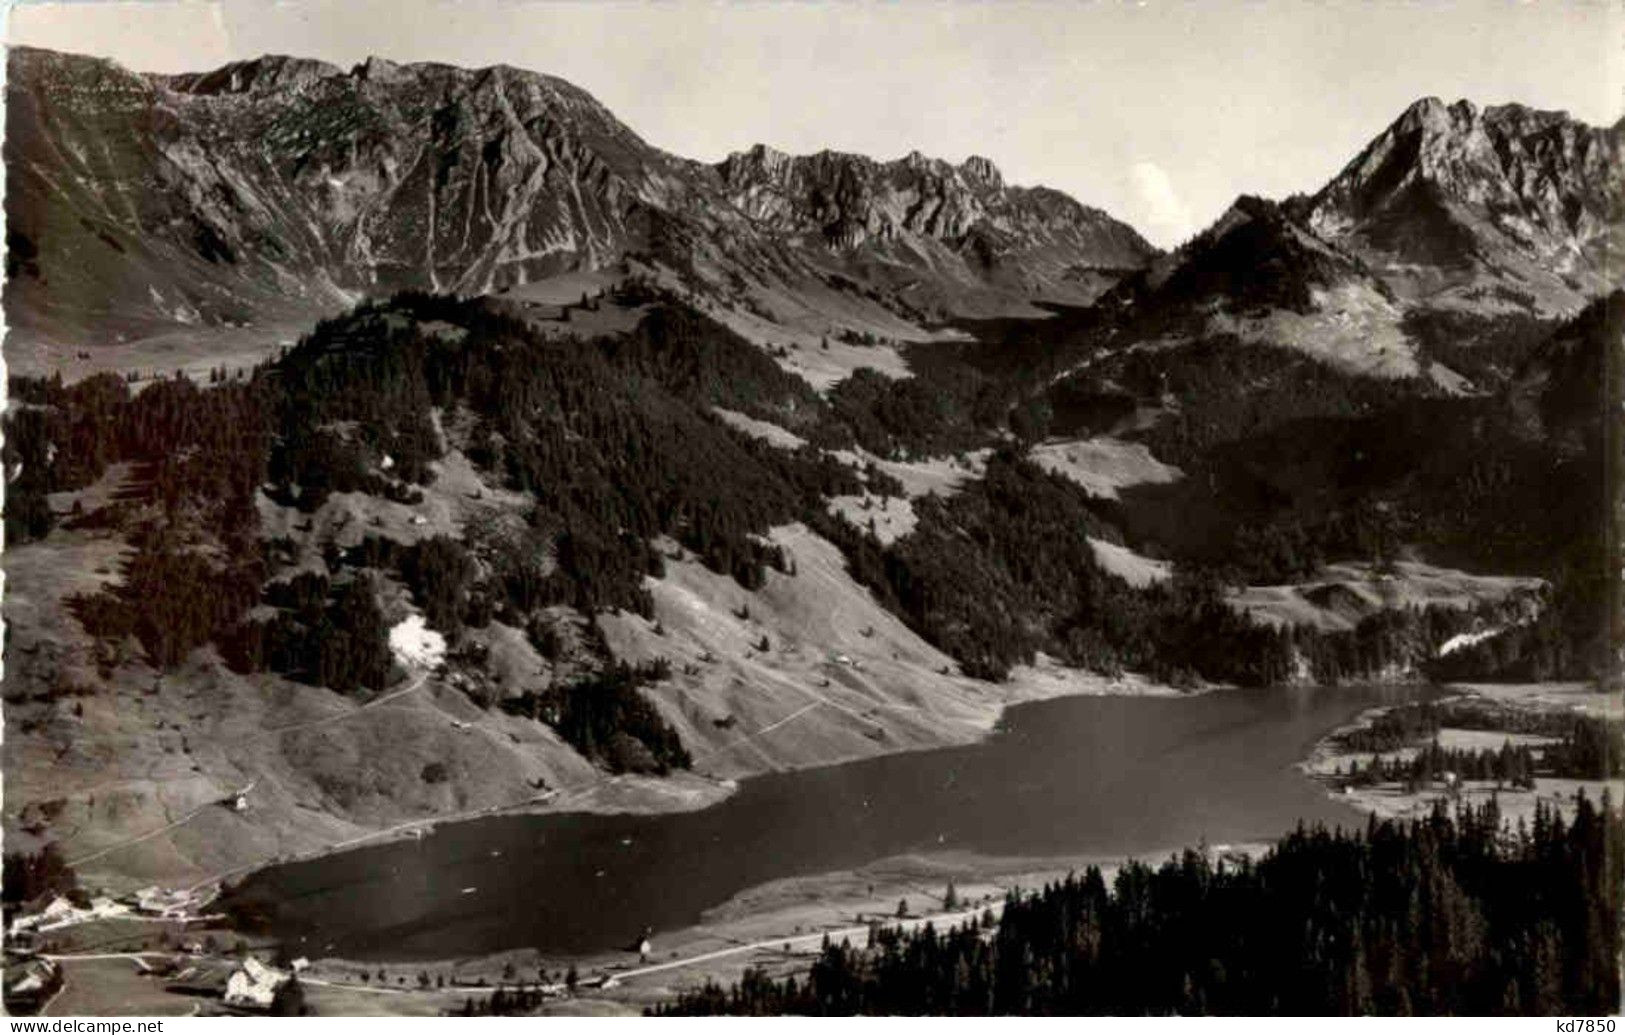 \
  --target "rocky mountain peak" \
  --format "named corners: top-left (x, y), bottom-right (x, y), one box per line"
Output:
top-left (352, 55), bottom-right (411, 84)
top-left (165, 54), bottom-right (345, 95)
top-left (959, 154), bottom-right (1004, 191)
top-left (1399, 95), bottom-right (1448, 120)
top-left (712, 142), bottom-right (1152, 273)
top-left (1305, 96), bottom-right (1623, 312)
top-left (721, 142), bottom-right (795, 178)
top-left (8, 46), bottom-right (1154, 346)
